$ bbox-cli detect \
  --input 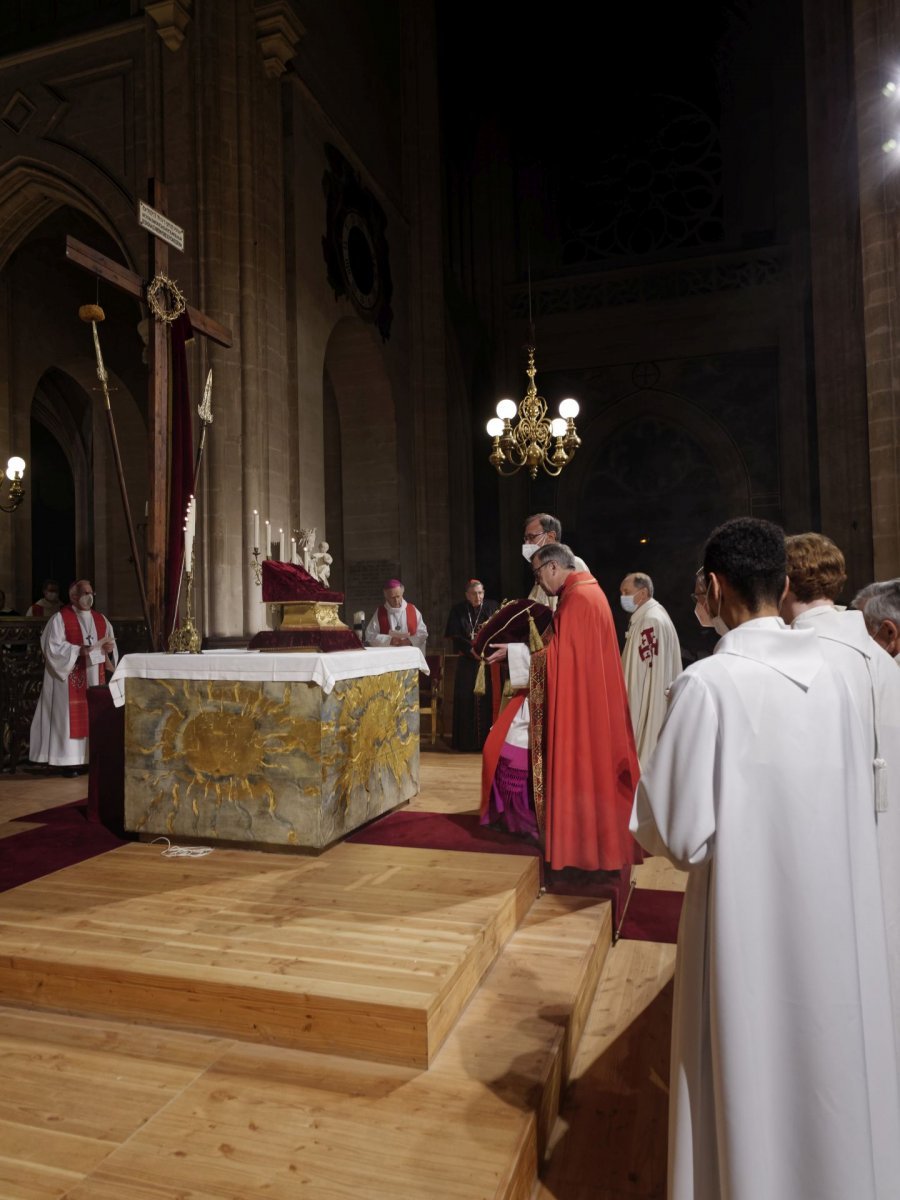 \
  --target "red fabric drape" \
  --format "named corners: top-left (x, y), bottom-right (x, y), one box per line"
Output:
top-left (165, 312), bottom-right (194, 637)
